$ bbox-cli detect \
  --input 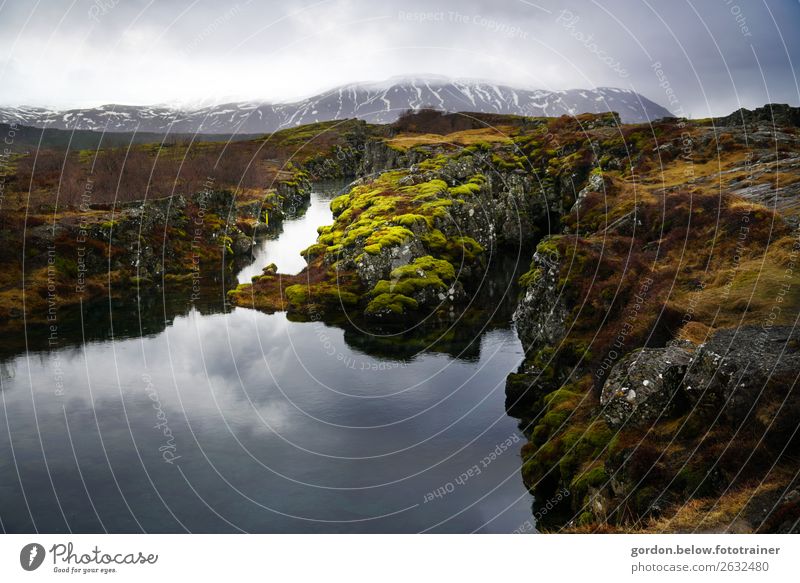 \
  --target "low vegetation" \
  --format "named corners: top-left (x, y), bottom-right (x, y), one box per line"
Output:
top-left (3, 106), bottom-right (799, 533)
